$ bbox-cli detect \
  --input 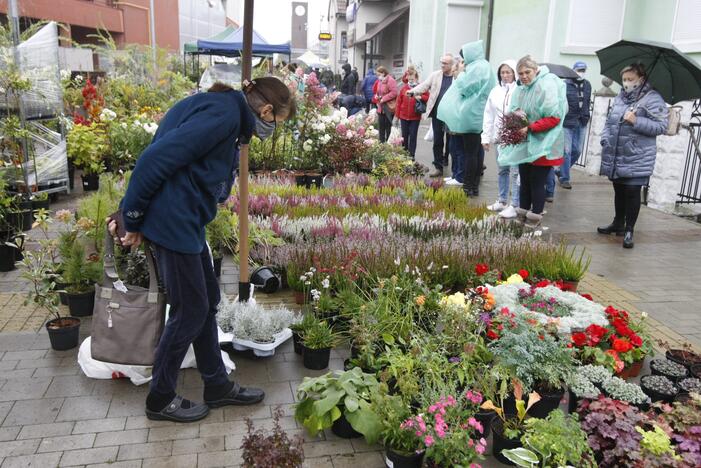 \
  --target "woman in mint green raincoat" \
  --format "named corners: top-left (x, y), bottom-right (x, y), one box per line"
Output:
top-left (437, 40), bottom-right (496, 196)
top-left (498, 56), bottom-right (567, 227)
